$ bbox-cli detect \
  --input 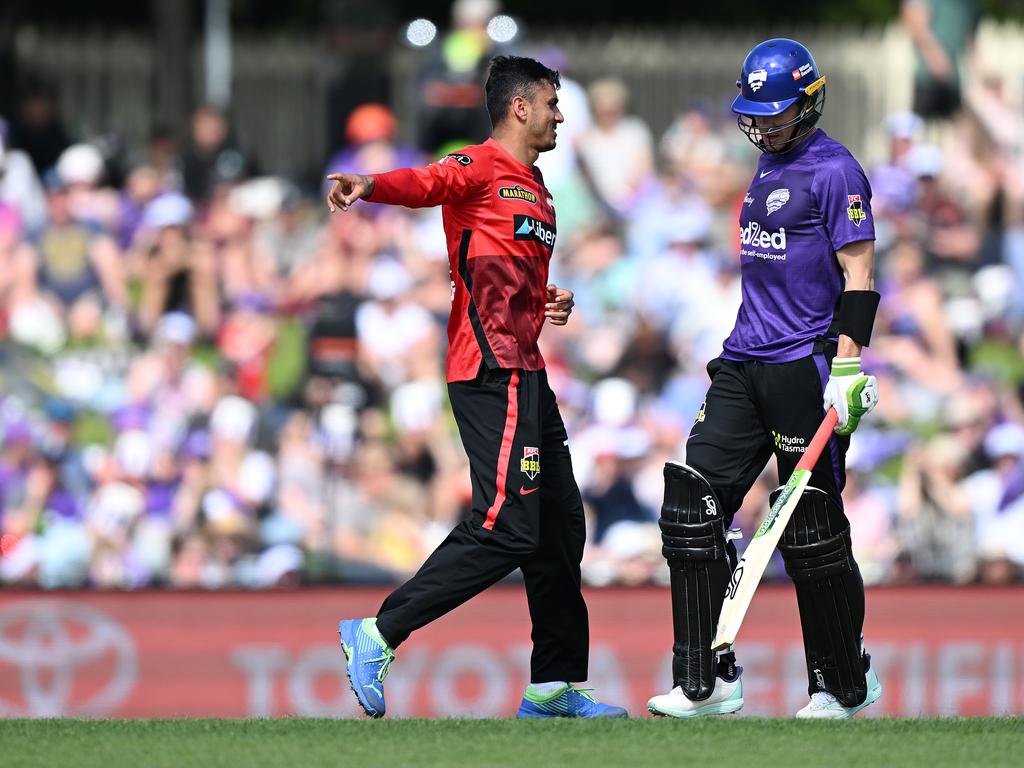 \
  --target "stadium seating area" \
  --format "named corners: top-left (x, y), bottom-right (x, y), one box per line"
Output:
top-left (2, 65), bottom-right (1023, 589)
